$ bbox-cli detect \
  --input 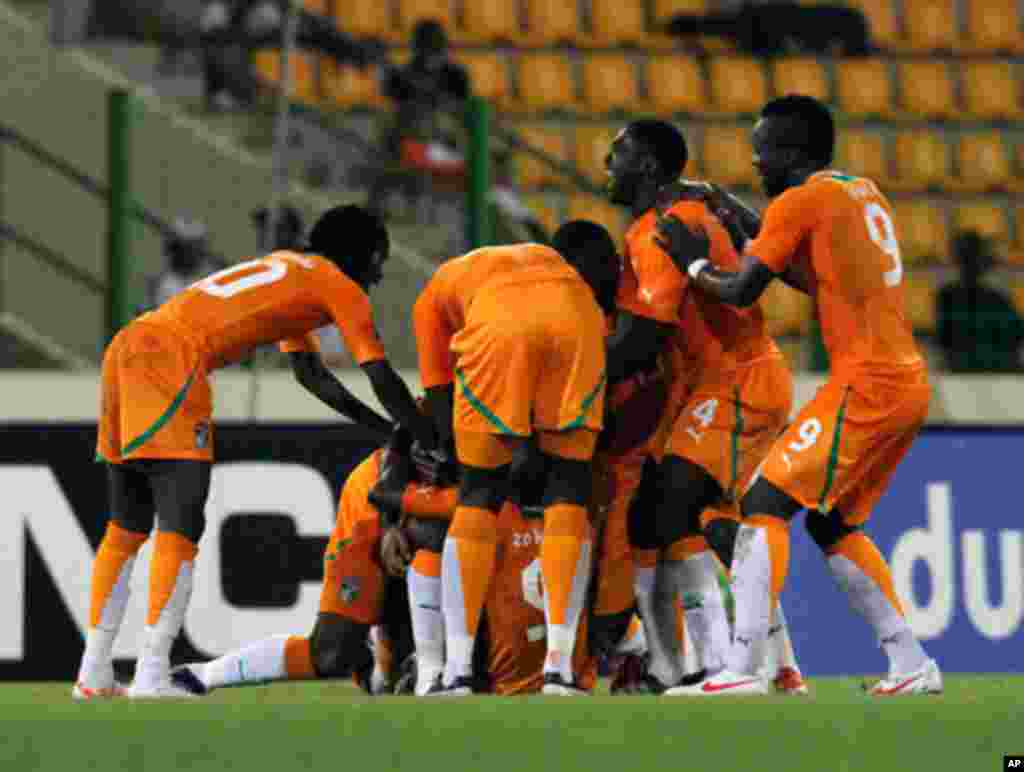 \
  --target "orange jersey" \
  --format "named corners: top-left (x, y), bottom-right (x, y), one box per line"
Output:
top-left (747, 171), bottom-right (924, 379)
top-left (413, 244), bottom-right (586, 388)
top-left (145, 250), bottom-right (385, 371)
top-left (618, 201), bottom-right (776, 374)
